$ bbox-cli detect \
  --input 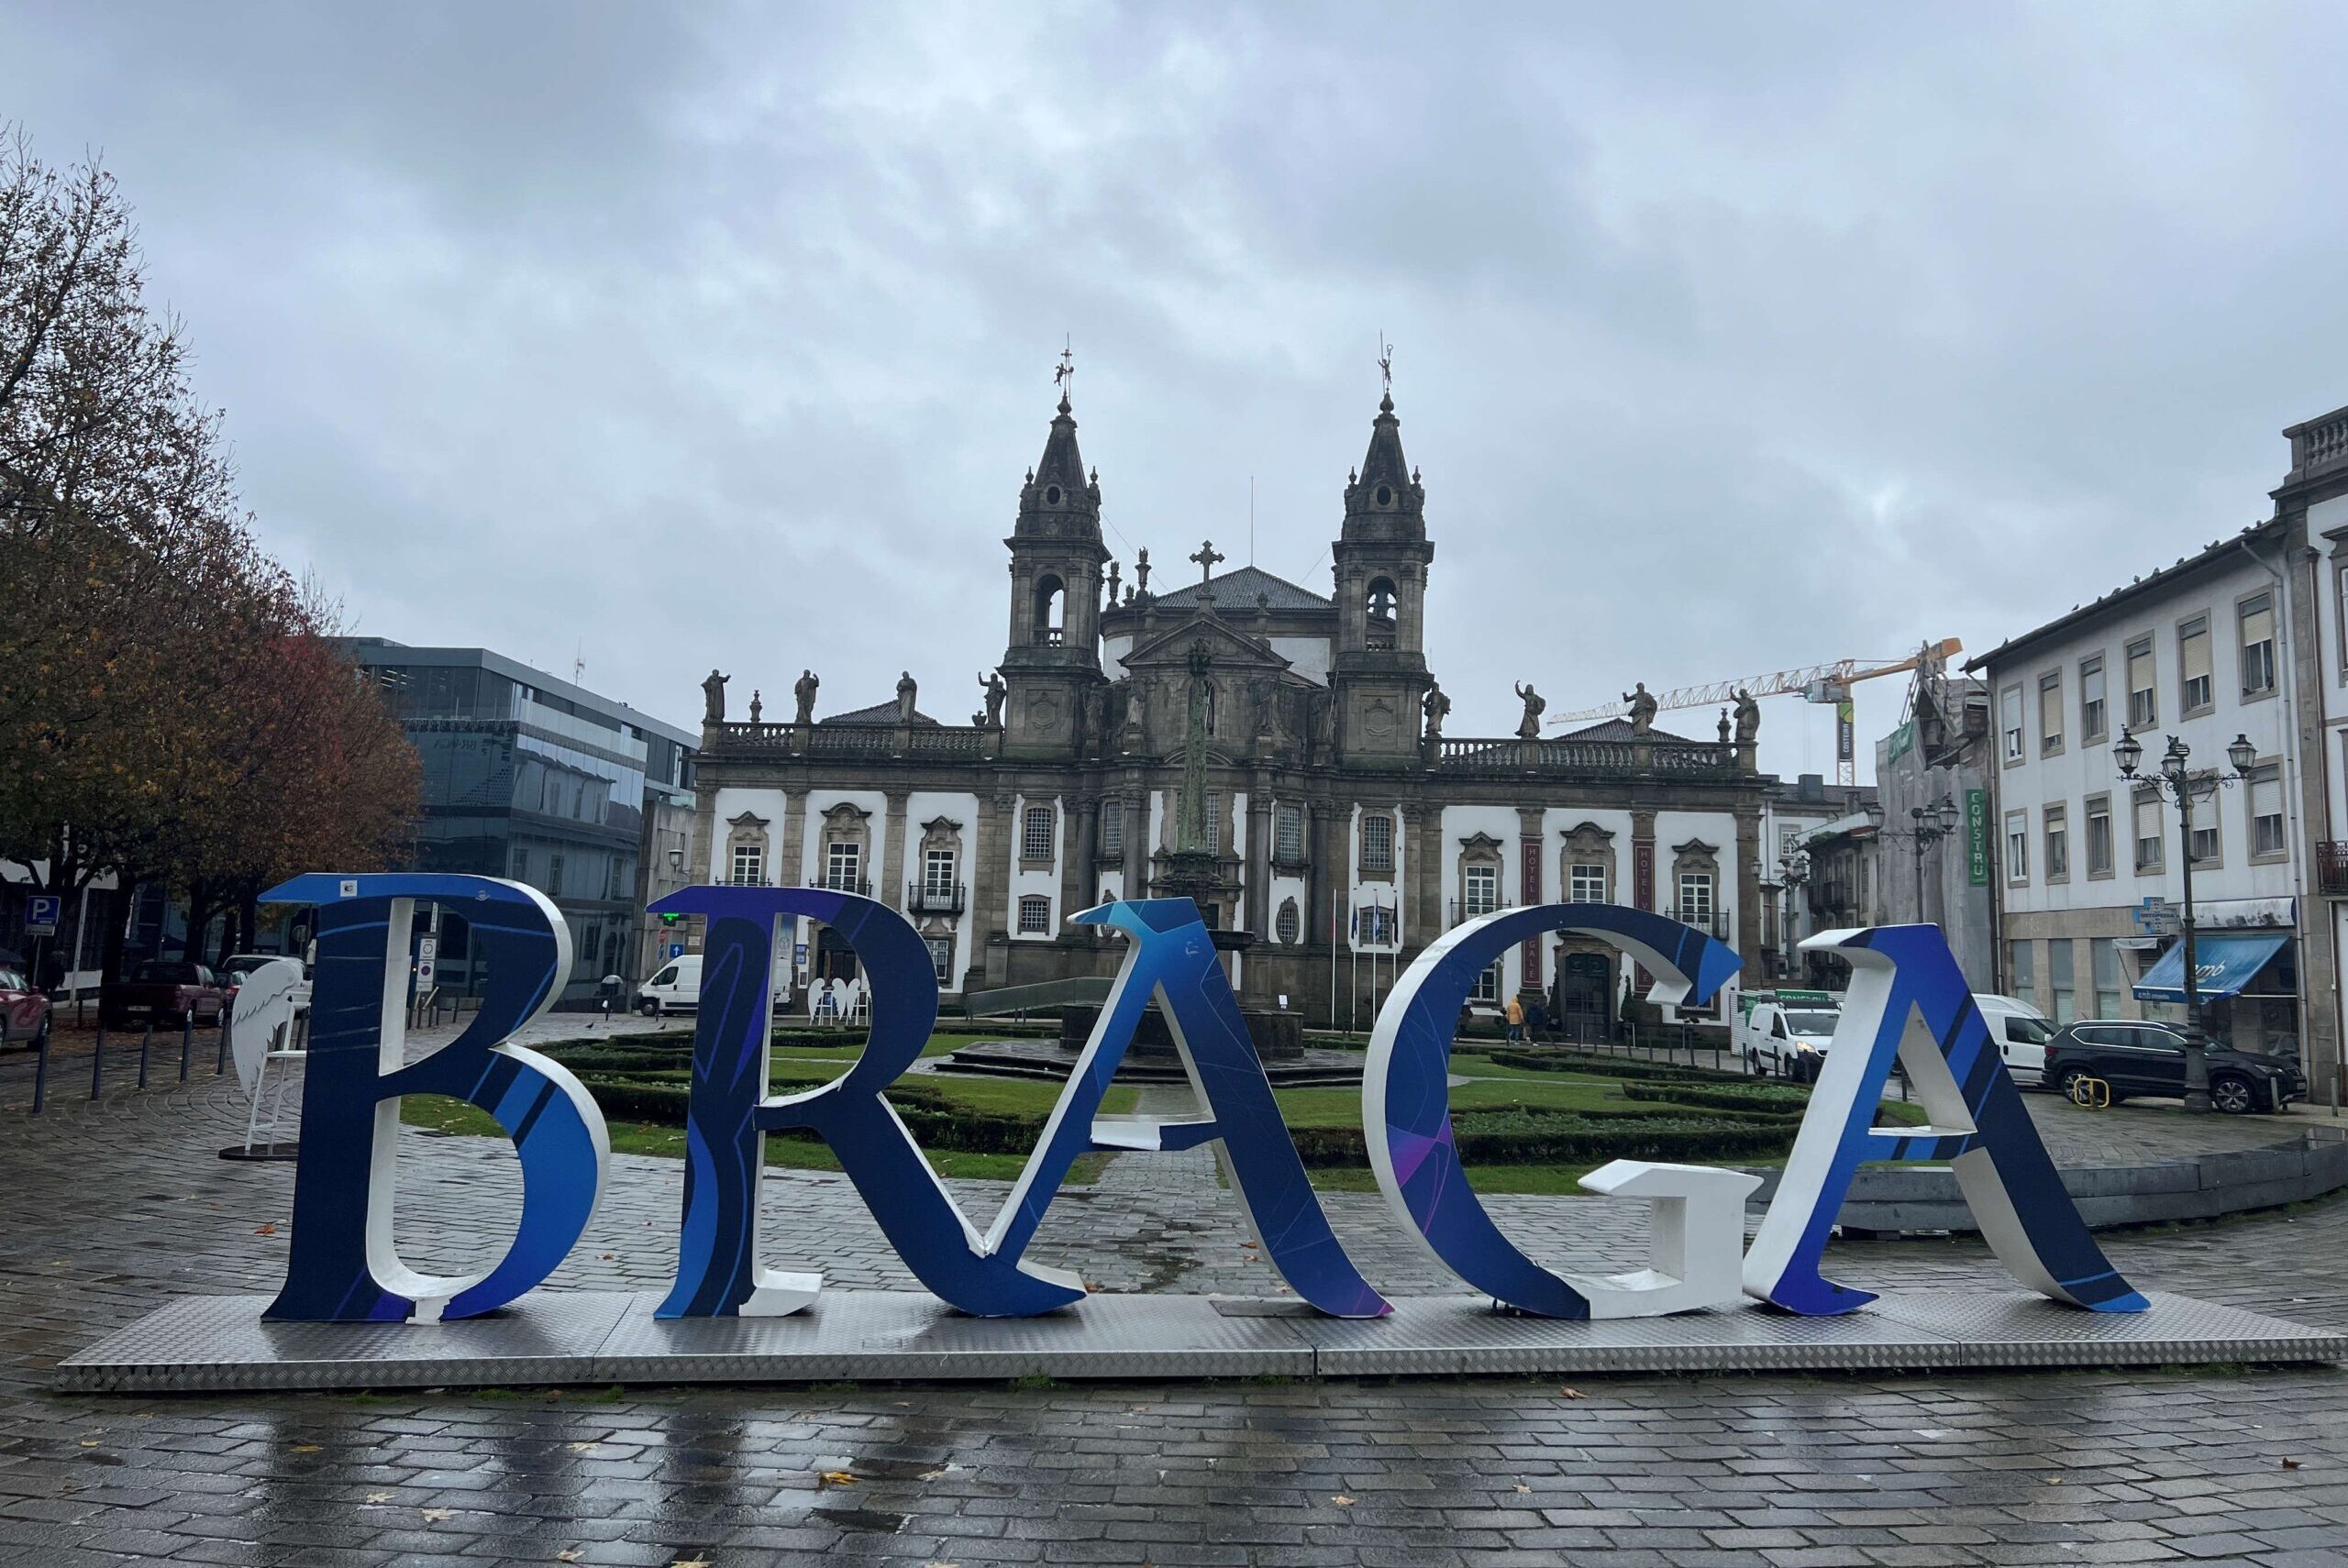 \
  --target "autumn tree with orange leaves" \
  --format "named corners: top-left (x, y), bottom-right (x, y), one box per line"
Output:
top-left (0, 132), bottom-right (418, 977)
